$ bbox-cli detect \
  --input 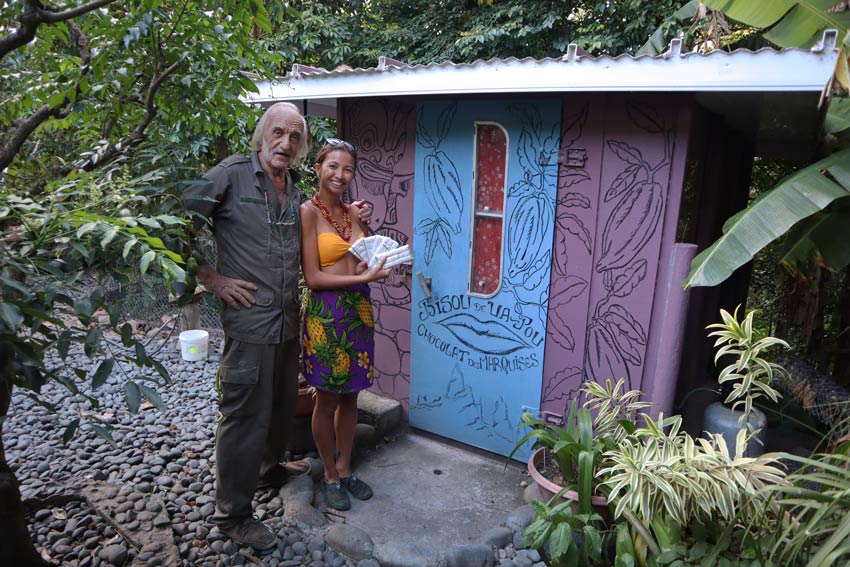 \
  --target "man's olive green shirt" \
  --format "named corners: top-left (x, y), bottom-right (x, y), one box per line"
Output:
top-left (184, 152), bottom-right (302, 344)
